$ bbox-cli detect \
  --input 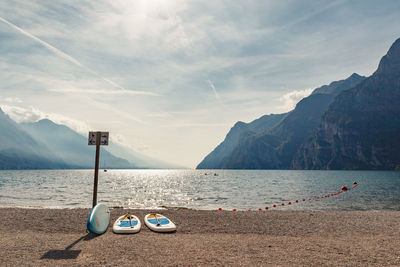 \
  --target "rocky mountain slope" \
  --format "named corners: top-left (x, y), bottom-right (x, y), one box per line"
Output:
top-left (197, 113), bottom-right (287, 169)
top-left (198, 38), bottom-right (400, 170)
top-left (197, 73), bottom-right (366, 169)
top-left (293, 38), bottom-right (400, 170)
